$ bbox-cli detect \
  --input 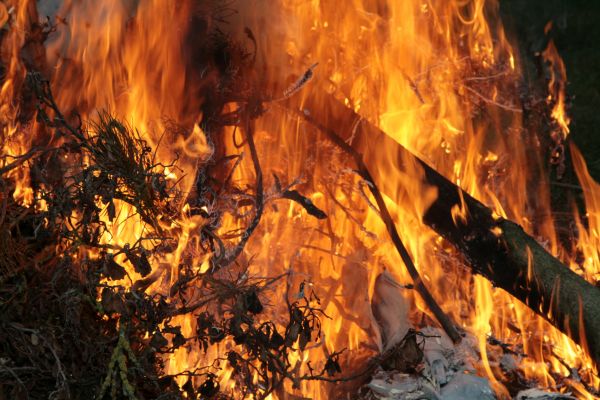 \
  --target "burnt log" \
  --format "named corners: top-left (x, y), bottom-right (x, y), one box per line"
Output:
top-left (287, 91), bottom-right (600, 367)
